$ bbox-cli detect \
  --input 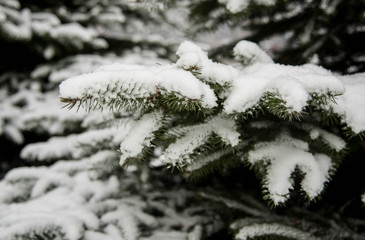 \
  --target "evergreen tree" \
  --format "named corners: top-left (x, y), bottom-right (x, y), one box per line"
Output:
top-left (0, 0), bottom-right (181, 172)
top-left (0, 0), bottom-right (181, 71)
top-left (57, 40), bottom-right (365, 239)
top-left (1, 1), bottom-right (365, 239)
